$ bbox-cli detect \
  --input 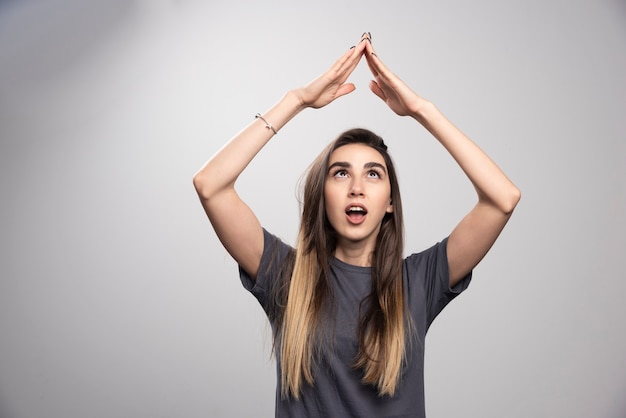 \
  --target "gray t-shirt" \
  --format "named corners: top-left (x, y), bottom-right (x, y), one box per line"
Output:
top-left (239, 228), bottom-right (471, 418)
